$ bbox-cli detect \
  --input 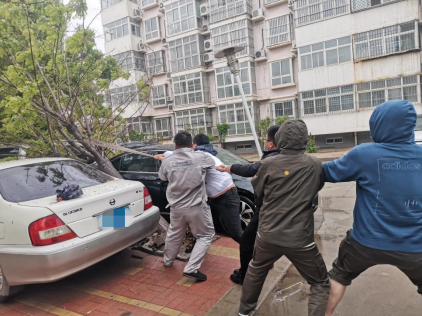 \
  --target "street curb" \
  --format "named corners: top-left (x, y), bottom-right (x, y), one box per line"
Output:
top-left (205, 257), bottom-right (292, 316)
